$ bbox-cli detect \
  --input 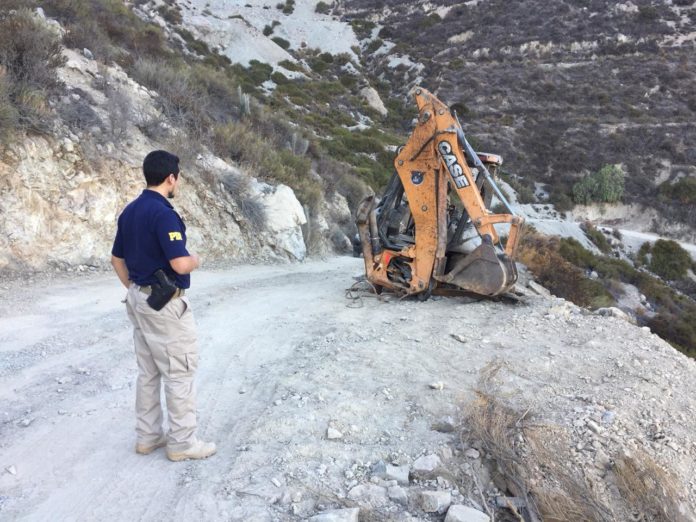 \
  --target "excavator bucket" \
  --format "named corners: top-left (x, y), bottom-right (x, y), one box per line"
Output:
top-left (435, 238), bottom-right (518, 297)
